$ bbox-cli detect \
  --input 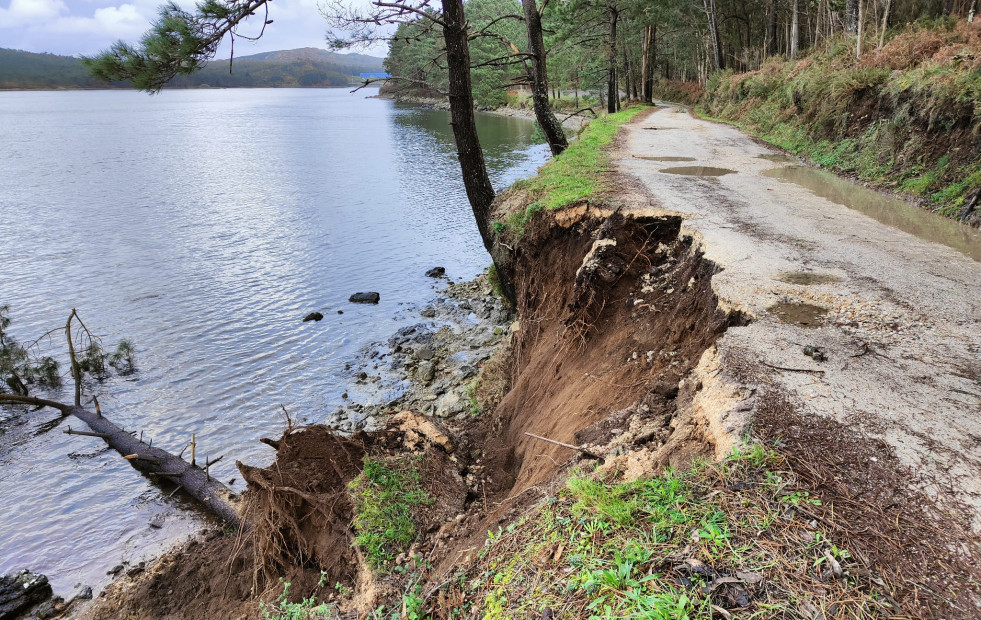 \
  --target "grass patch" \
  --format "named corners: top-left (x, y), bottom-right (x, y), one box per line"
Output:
top-left (349, 455), bottom-right (433, 570)
top-left (435, 445), bottom-right (890, 618)
top-left (495, 106), bottom-right (650, 238)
